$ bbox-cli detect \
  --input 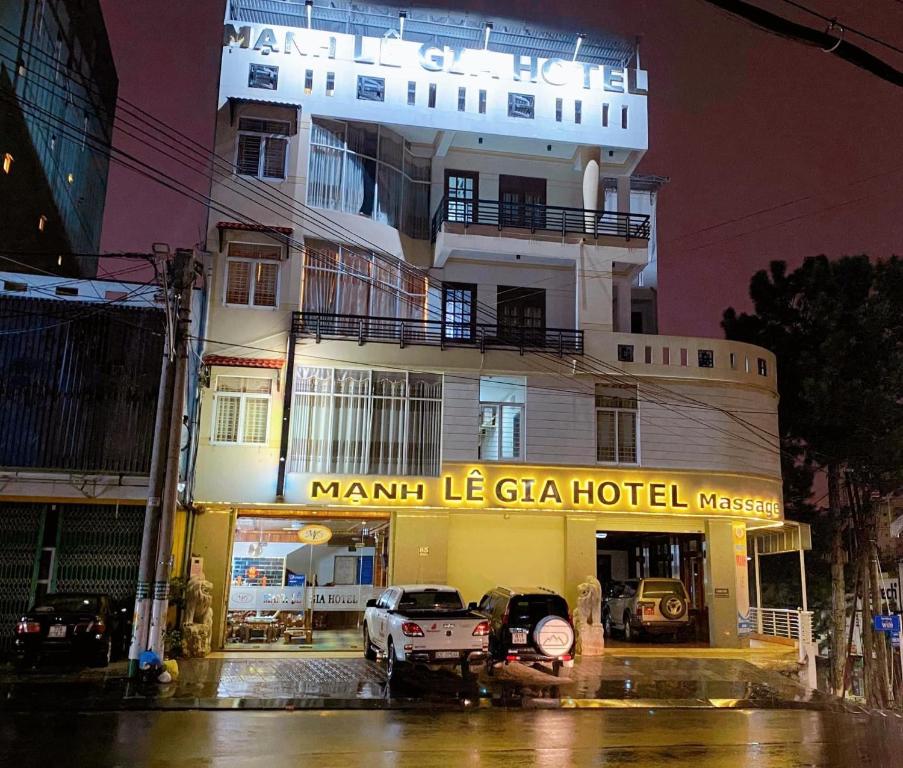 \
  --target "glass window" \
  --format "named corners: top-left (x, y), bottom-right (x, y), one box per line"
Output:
top-left (288, 368), bottom-right (443, 476)
top-left (555, 98), bottom-right (562, 122)
top-left (457, 87), bottom-right (466, 111)
top-left (213, 376), bottom-right (273, 444)
top-left (428, 83), bottom-right (436, 108)
top-left (508, 93), bottom-right (534, 119)
top-left (236, 117), bottom-right (290, 179)
top-left (479, 376), bottom-right (525, 461)
top-left (497, 286), bottom-right (545, 342)
top-left (575, 100), bottom-right (582, 124)
top-left (595, 384), bottom-right (638, 463)
top-left (326, 72), bottom-right (335, 96)
top-left (445, 170), bottom-right (478, 224)
top-left (225, 244), bottom-right (281, 308)
top-left (442, 282), bottom-right (476, 340)
top-left (357, 75), bottom-right (385, 101)
top-left (478, 89), bottom-right (487, 114)
top-left (407, 81), bottom-right (416, 105)
top-left (307, 119), bottom-right (431, 239)
top-left (248, 63), bottom-right (278, 90)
